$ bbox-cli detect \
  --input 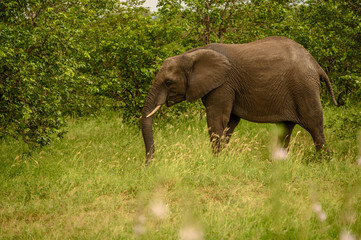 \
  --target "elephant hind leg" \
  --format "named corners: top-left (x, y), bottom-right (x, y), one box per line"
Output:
top-left (278, 121), bottom-right (296, 150)
top-left (225, 114), bottom-right (241, 144)
top-left (308, 127), bottom-right (326, 152)
top-left (299, 118), bottom-right (326, 152)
